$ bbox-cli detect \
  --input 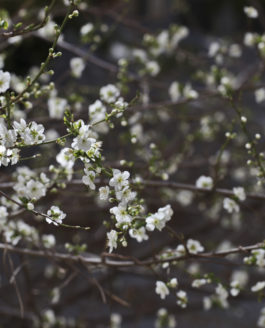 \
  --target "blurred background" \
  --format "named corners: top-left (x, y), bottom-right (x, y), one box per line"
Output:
top-left (1, 0), bottom-right (265, 327)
